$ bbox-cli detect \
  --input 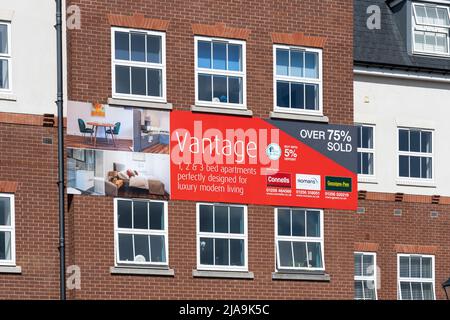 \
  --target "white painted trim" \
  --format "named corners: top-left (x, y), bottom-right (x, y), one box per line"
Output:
top-left (111, 27), bottom-right (167, 103)
top-left (194, 36), bottom-right (247, 109)
top-left (355, 123), bottom-right (376, 180)
top-left (196, 202), bottom-right (248, 272)
top-left (354, 252), bottom-right (378, 300)
top-left (113, 198), bottom-right (169, 267)
top-left (0, 22), bottom-right (12, 94)
top-left (354, 67), bottom-right (450, 83)
top-left (397, 254), bottom-right (436, 300)
top-left (0, 10), bottom-right (14, 21)
top-left (274, 208), bottom-right (325, 272)
top-left (0, 193), bottom-right (15, 266)
top-left (273, 44), bottom-right (323, 116)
